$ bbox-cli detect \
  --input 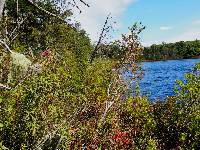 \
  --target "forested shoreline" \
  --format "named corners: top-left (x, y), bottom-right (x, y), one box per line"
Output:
top-left (0, 0), bottom-right (200, 149)
top-left (143, 40), bottom-right (200, 61)
top-left (92, 40), bottom-right (200, 62)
